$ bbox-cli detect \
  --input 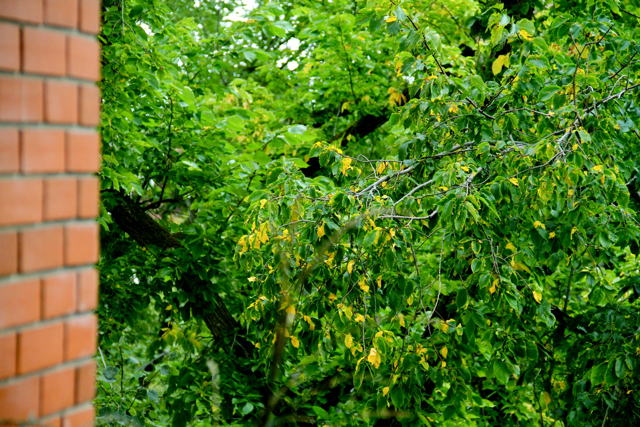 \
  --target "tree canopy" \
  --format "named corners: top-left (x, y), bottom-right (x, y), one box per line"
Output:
top-left (96, 0), bottom-right (640, 426)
